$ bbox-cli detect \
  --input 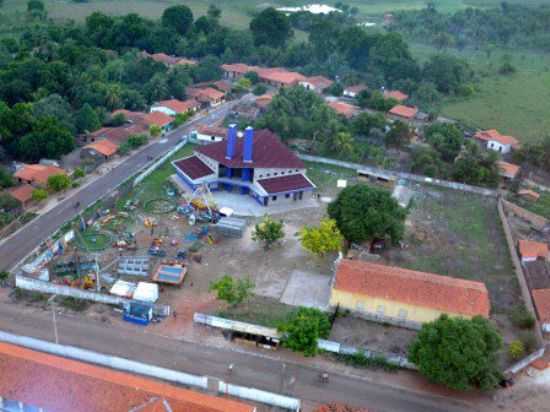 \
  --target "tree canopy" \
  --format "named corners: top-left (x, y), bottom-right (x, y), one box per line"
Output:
top-left (408, 315), bottom-right (502, 391)
top-left (300, 218), bottom-right (343, 257)
top-left (328, 185), bottom-right (407, 244)
top-left (209, 275), bottom-right (255, 306)
top-left (162, 5), bottom-right (194, 36)
top-left (278, 307), bottom-right (331, 356)
top-left (250, 7), bottom-right (293, 48)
